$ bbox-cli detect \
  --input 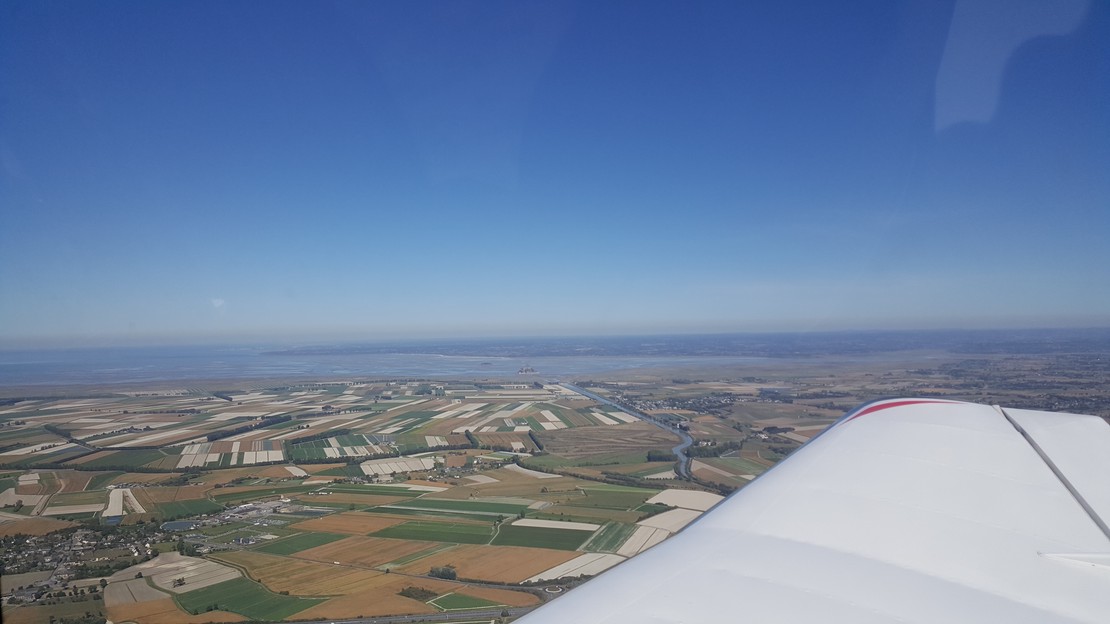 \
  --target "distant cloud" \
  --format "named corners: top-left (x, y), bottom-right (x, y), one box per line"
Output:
top-left (211, 298), bottom-right (225, 309)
